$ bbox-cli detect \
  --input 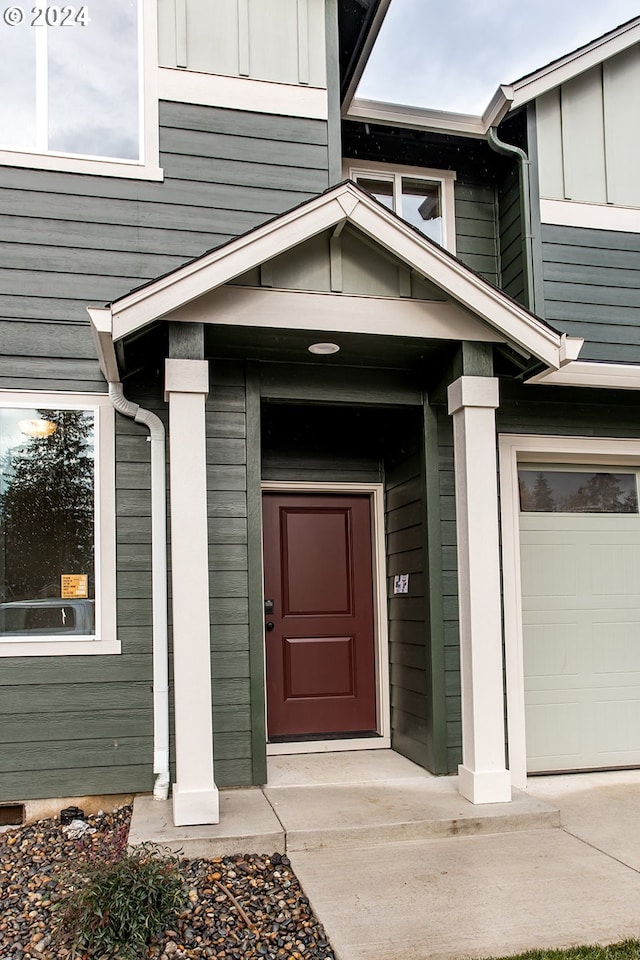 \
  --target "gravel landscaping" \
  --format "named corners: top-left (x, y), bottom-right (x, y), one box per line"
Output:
top-left (0, 804), bottom-right (336, 960)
